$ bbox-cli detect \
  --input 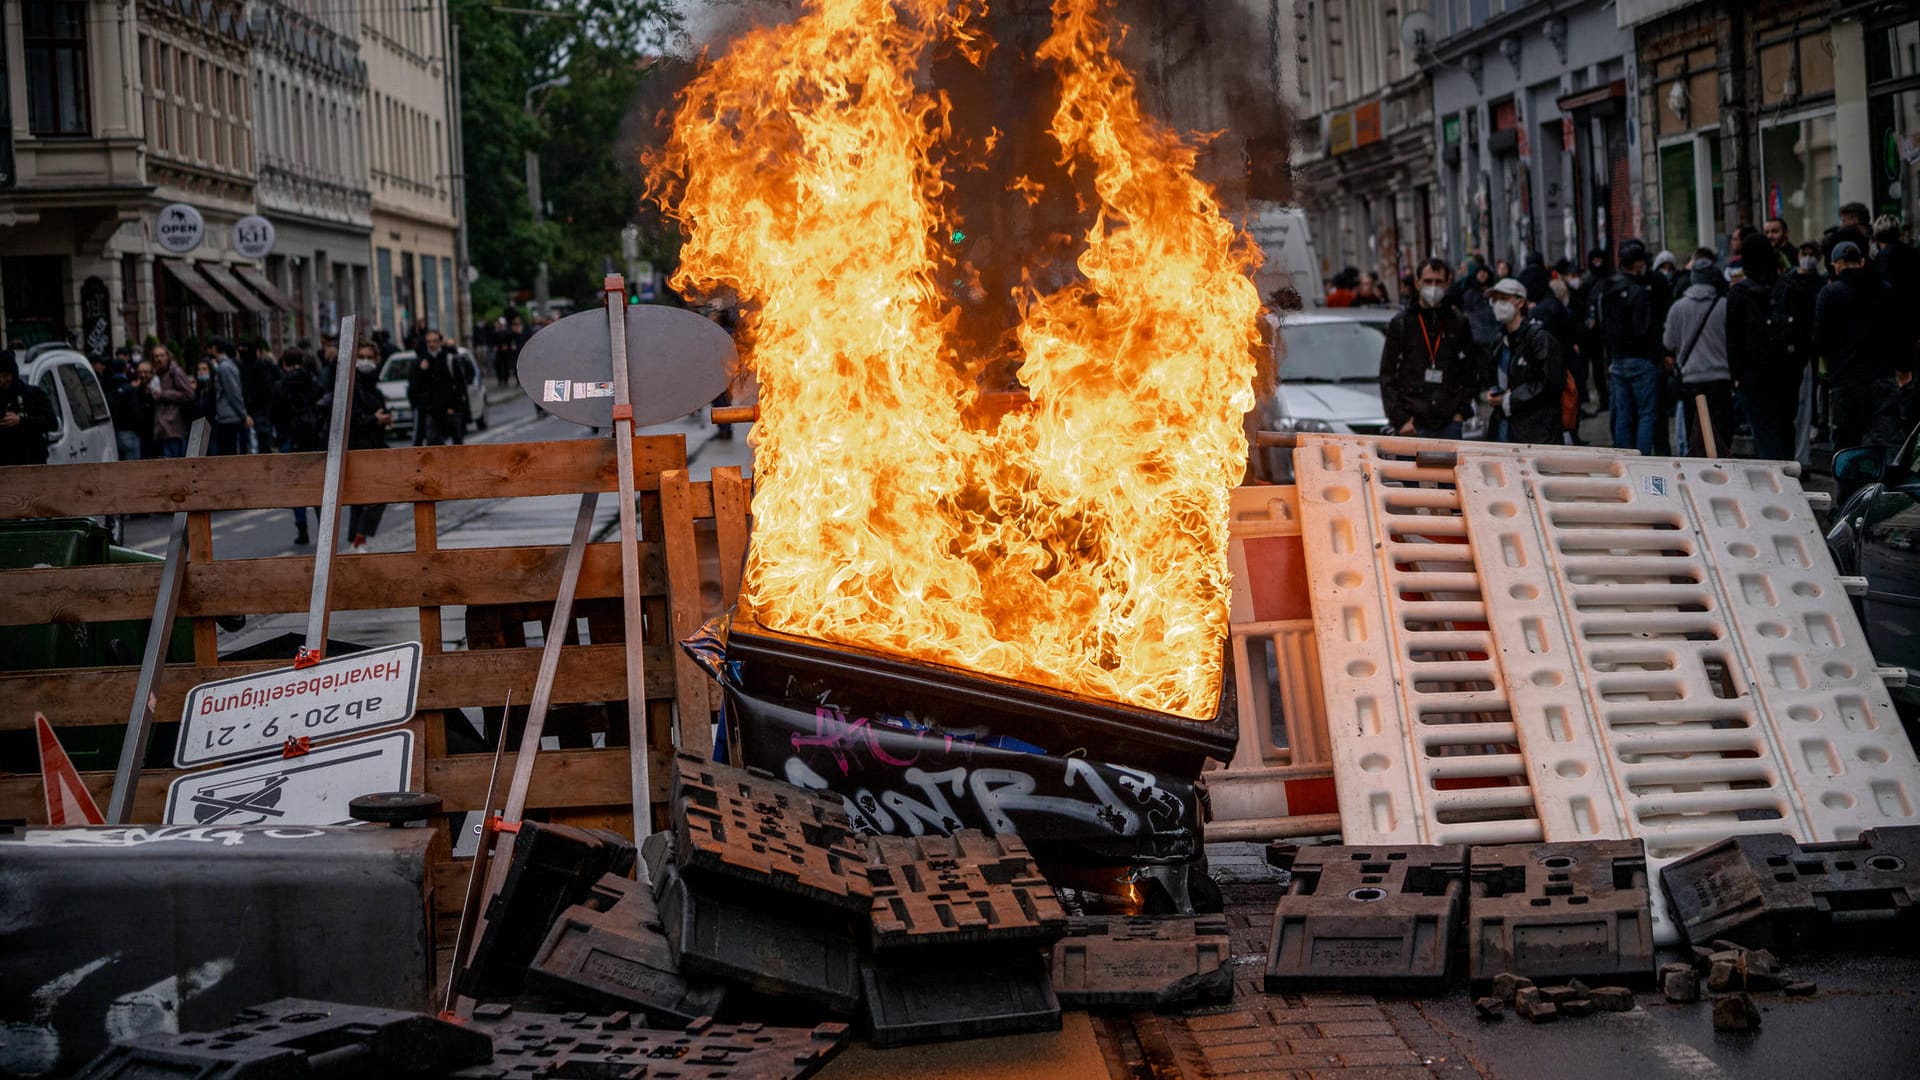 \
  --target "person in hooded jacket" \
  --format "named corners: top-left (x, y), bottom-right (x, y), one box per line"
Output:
top-left (1517, 252), bottom-right (1552, 304)
top-left (1446, 259), bottom-right (1501, 359)
top-left (343, 340), bottom-right (395, 553)
top-left (1597, 240), bottom-right (1669, 454)
top-left (271, 349), bottom-right (323, 544)
top-left (1483, 278), bottom-right (1565, 445)
top-left (1873, 216), bottom-right (1920, 342)
top-left (1663, 257), bottom-right (1733, 456)
top-left (1379, 259), bottom-right (1478, 438)
top-left (1726, 230), bottom-right (1799, 461)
